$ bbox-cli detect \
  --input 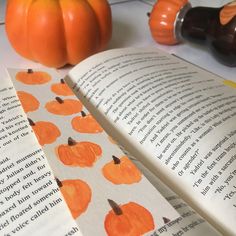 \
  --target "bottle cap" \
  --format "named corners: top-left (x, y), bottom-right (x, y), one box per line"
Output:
top-left (149, 0), bottom-right (190, 45)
